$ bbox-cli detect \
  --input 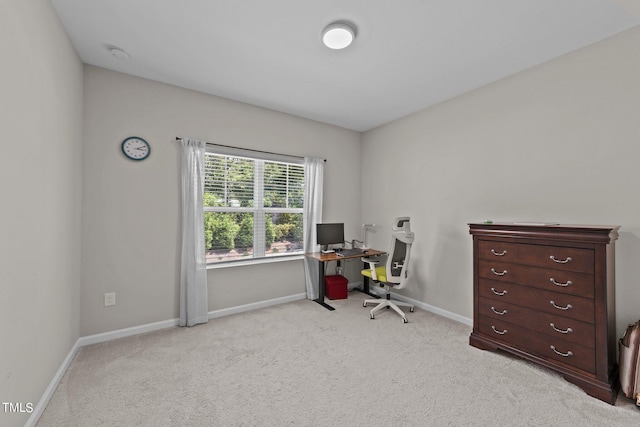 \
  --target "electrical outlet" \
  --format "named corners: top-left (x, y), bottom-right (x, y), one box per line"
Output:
top-left (104, 292), bottom-right (116, 307)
